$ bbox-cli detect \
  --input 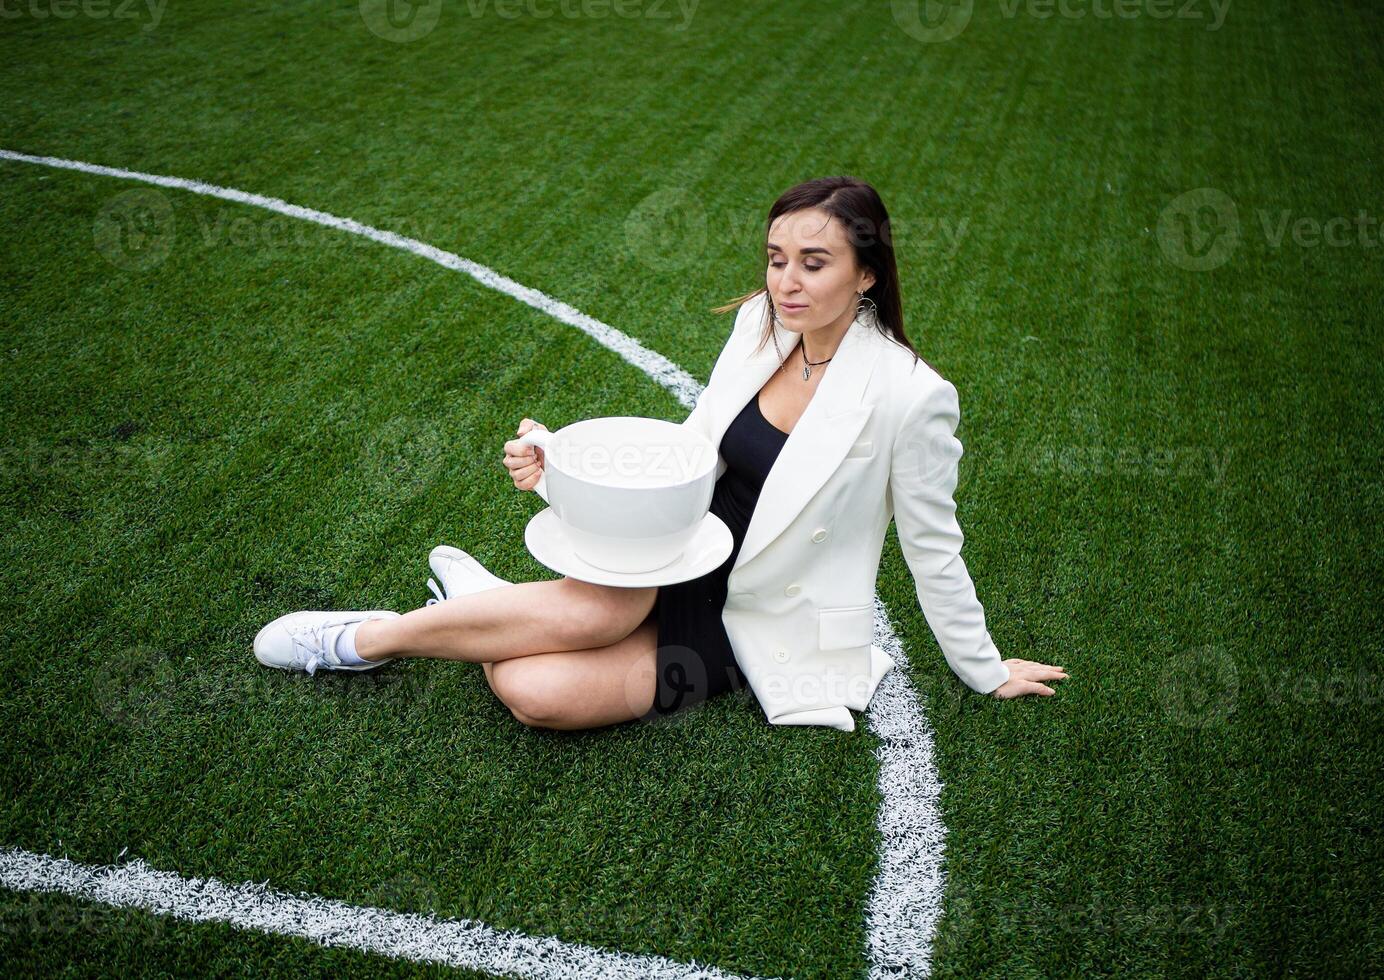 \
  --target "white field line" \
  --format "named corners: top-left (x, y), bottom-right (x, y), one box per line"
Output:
top-left (0, 148), bottom-right (948, 979)
top-left (0, 846), bottom-right (771, 980)
top-left (0, 148), bottom-right (702, 411)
